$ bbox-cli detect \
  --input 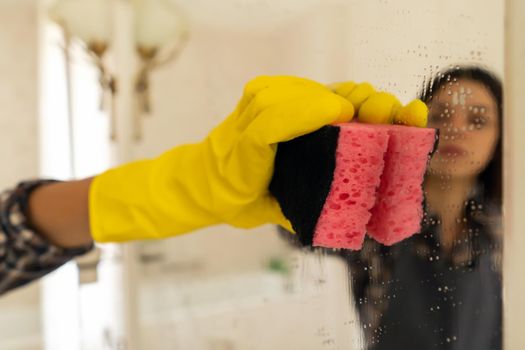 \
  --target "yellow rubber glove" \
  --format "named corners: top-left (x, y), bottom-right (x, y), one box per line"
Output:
top-left (329, 81), bottom-right (428, 127)
top-left (89, 76), bottom-right (355, 242)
